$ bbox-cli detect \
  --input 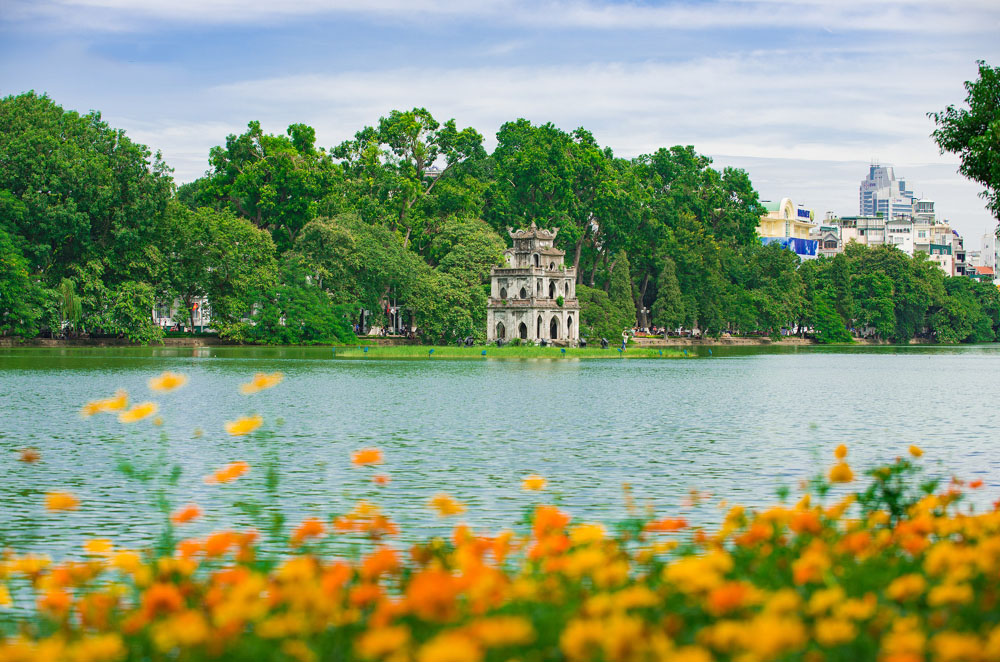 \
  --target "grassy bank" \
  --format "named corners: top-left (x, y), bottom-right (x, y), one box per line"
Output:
top-left (331, 344), bottom-right (687, 359)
